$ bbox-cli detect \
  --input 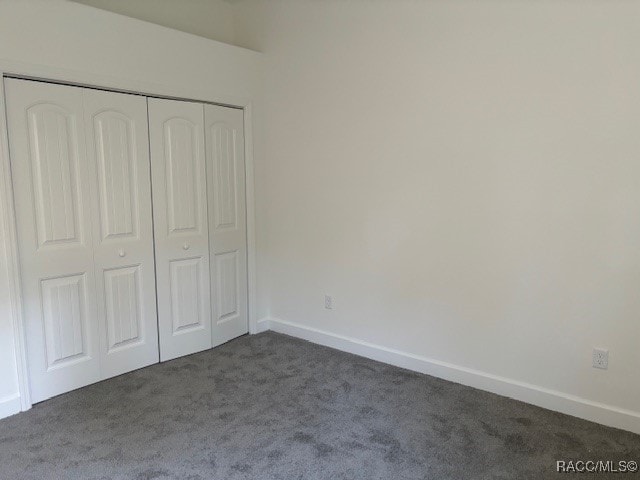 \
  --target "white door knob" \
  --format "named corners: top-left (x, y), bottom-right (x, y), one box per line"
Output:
top-left (118, 249), bottom-right (126, 257)
top-left (183, 243), bottom-right (190, 250)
